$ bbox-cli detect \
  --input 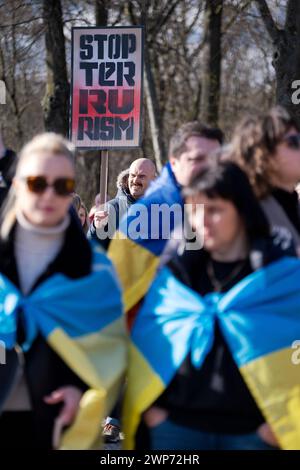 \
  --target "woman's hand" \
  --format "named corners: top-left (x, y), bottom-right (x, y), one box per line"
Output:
top-left (257, 422), bottom-right (278, 447)
top-left (44, 386), bottom-right (83, 448)
top-left (143, 406), bottom-right (169, 428)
